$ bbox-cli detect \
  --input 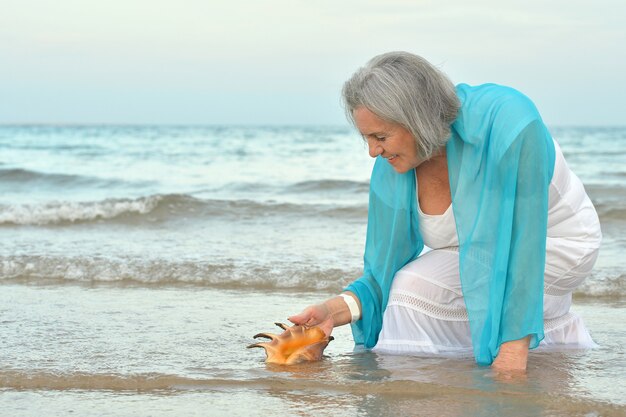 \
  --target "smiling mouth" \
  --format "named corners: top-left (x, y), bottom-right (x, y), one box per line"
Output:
top-left (385, 154), bottom-right (399, 161)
